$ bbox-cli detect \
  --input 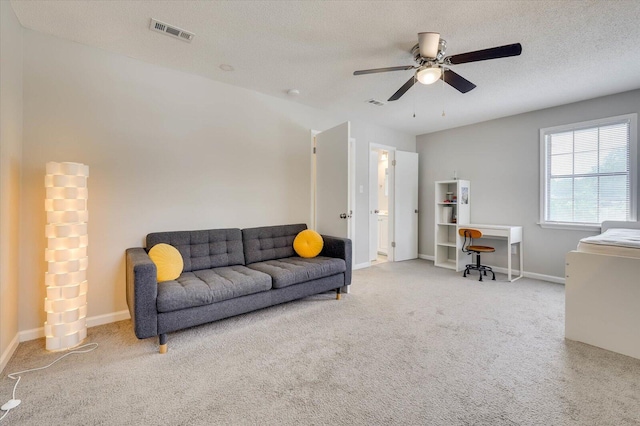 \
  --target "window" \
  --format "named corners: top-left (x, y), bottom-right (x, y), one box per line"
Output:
top-left (540, 113), bottom-right (637, 230)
